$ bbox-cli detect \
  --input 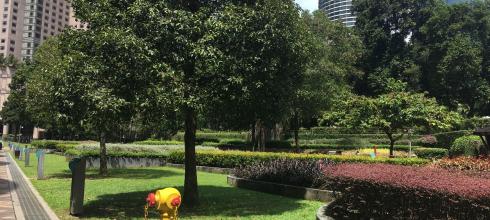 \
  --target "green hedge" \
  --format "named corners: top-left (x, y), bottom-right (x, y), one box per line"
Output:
top-left (450, 136), bottom-right (483, 157)
top-left (414, 148), bottom-right (448, 159)
top-left (67, 149), bottom-right (429, 168)
top-left (132, 140), bottom-right (184, 145)
top-left (173, 132), bottom-right (249, 143)
top-left (434, 130), bottom-right (472, 149)
top-left (166, 151), bottom-right (429, 168)
top-left (31, 140), bottom-right (80, 151)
